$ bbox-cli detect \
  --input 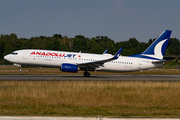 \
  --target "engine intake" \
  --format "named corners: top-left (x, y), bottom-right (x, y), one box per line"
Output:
top-left (60, 63), bottom-right (78, 73)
